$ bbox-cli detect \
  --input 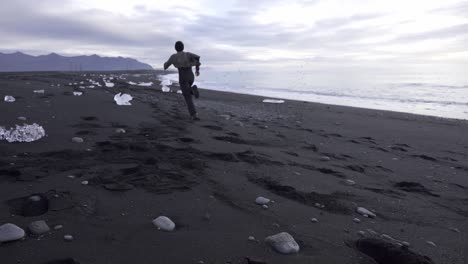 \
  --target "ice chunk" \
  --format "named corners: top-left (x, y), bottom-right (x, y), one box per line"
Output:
top-left (128, 81), bottom-right (137, 85)
top-left (0, 123), bottom-right (46, 143)
top-left (176, 90), bottom-right (182, 94)
top-left (162, 86), bottom-right (171, 92)
top-left (263, 99), bottom-right (285, 104)
top-left (137, 82), bottom-right (153, 87)
top-left (33, 89), bottom-right (45, 94)
top-left (161, 79), bottom-right (172, 86)
top-left (114, 93), bottom-right (133, 106)
top-left (73, 92), bottom-right (83, 96)
top-left (104, 79), bottom-right (115, 88)
top-left (4, 95), bottom-right (16, 102)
